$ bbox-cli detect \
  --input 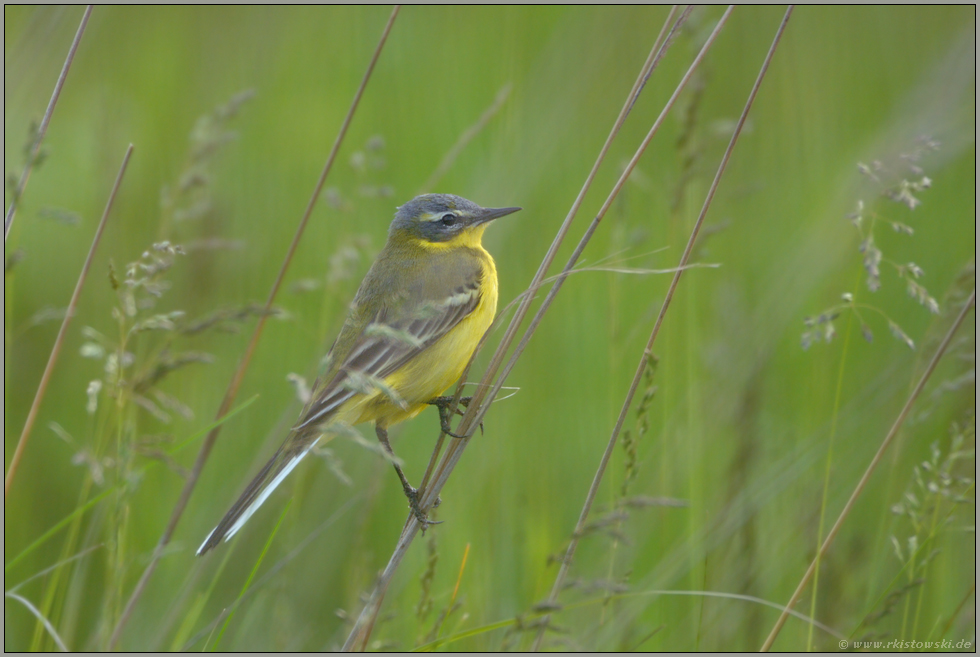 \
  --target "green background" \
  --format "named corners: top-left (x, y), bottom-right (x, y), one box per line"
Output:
top-left (5, 6), bottom-right (975, 651)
